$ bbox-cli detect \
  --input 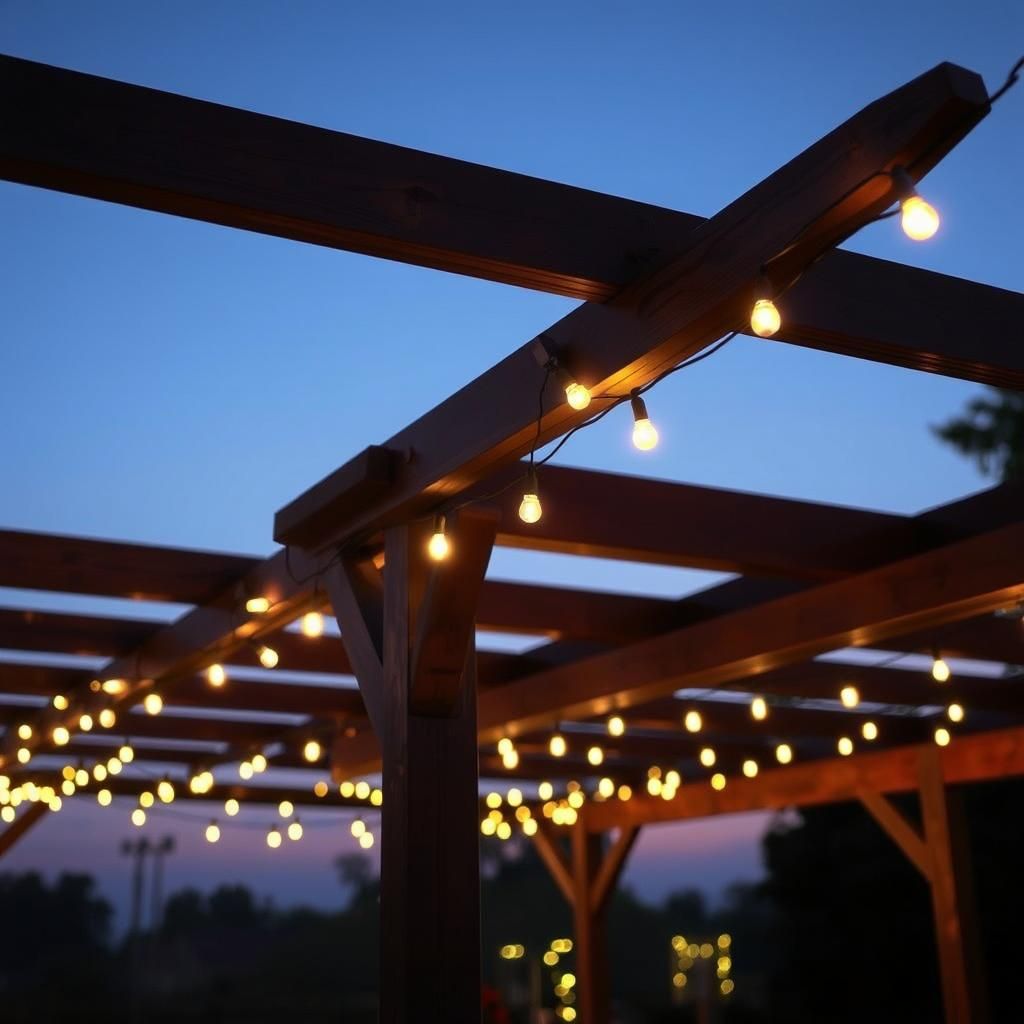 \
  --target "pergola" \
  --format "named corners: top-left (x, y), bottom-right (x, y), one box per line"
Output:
top-left (1, 53), bottom-right (1022, 1024)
